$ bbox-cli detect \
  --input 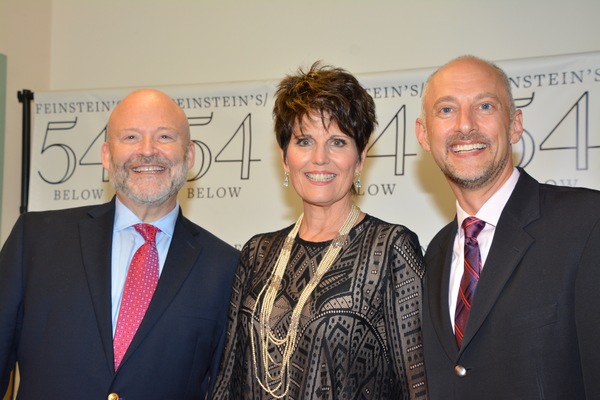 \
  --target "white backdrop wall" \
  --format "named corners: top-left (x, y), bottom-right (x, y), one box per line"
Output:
top-left (29, 52), bottom-right (600, 250)
top-left (2, 0), bottom-right (600, 245)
